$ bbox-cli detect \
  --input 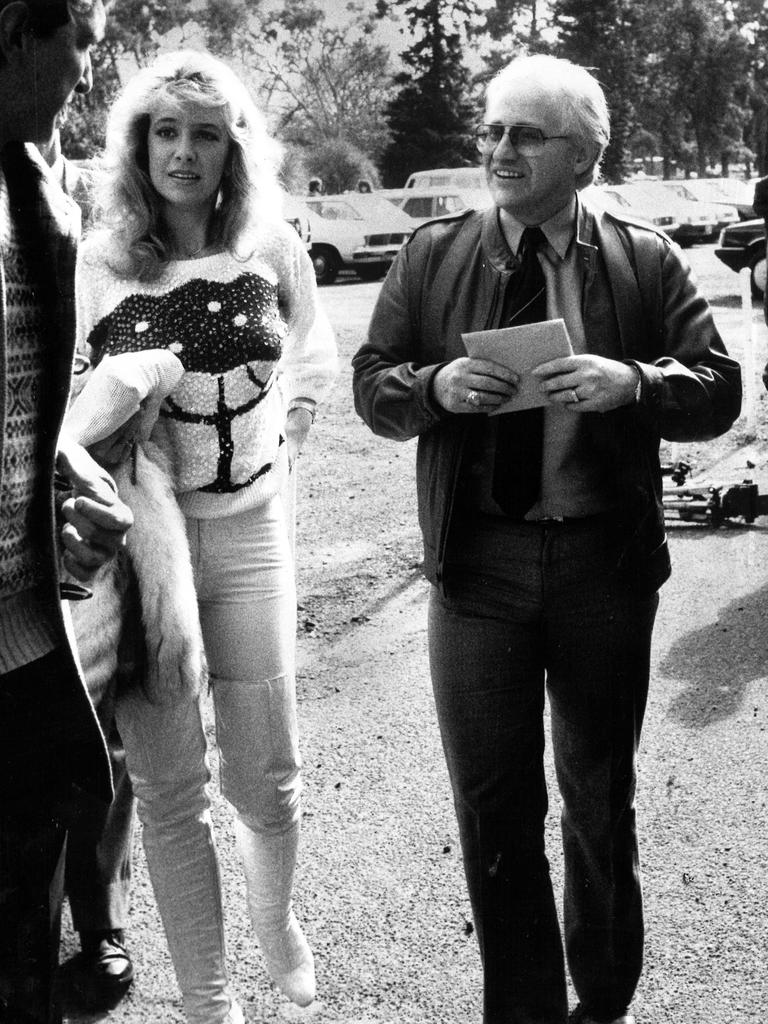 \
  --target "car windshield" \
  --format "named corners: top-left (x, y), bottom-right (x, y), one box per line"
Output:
top-left (665, 183), bottom-right (696, 201)
top-left (401, 194), bottom-right (466, 218)
top-left (306, 200), bottom-right (364, 221)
